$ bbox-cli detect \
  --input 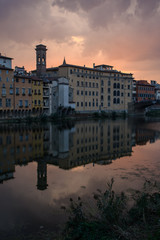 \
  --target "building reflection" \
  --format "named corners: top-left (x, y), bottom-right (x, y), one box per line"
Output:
top-left (0, 120), bottom-right (160, 189)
